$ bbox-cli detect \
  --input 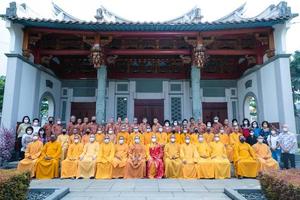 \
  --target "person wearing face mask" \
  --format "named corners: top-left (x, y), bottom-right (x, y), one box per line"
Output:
top-left (231, 119), bottom-right (240, 133)
top-left (88, 116), bottom-right (98, 134)
top-left (117, 125), bottom-right (129, 145)
top-left (77, 134), bottom-right (99, 179)
top-left (129, 126), bottom-right (144, 145)
top-left (253, 136), bottom-right (279, 173)
top-left (219, 127), bottom-right (231, 160)
top-left (251, 121), bottom-right (261, 137)
top-left (82, 128), bottom-right (92, 145)
top-left (57, 128), bottom-right (69, 160)
top-left (246, 130), bottom-right (257, 146)
top-left (163, 120), bottom-right (172, 133)
top-left (32, 118), bottom-right (41, 135)
top-left (35, 134), bottom-right (62, 179)
top-left (17, 116), bottom-right (31, 159)
top-left (21, 127), bottom-right (34, 159)
top-left (241, 118), bottom-right (251, 139)
top-left (212, 116), bottom-right (222, 134)
top-left (223, 119), bottom-right (231, 134)
top-left (67, 115), bottom-right (77, 134)
top-left (278, 124), bottom-right (297, 169)
top-left (124, 136), bottom-right (146, 179)
top-left (190, 129), bottom-right (199, 144)
top-left (95, 136), bottom-right (115, 179)
top-left (180, 136), bottom-right (198, 179)
top-left (203, 122), bottom-right (214, 143)
top-left (69, 128), bottom-right (82, 145)
top-left (180, 127), bottom-right (189, 144)
top-left (95, 127), bottom-right (105, 144)
top-left (51, 118), bottom-right (63, 137)
top-left (146, 135), bottom-right (164, 179)
top-left (107, 127), bottom-right (116, 144)
top-left (17, 133), bottom-right (43, 177)
top-left (228, 126), bottom-right (242, 162)
top-left (61, 135), bottom-right (83, 179)
top-left (158, 125), bottom-right (168, 146)
top-left (139, 117), bottom-right (149, 133)
top-left (43, 117), bottom-right (55, 141)
top-left (129, 117), bottom-right (138, 133)
top-left (196, 118), bottom-right (206, 134)
top-left (260, 121), bottom-right (270, 143)
top-left (38, 128), bottom-right (46, 144)
top-left (164, 134), bottom-right (181, 178)
top-left (195, 134), bottom-right (214, 179)
top-left (144, 125), bottom-right (155, 145)
top-left (112, 136), bottom-right (129, 178)
top-left (210, 135), bottom-right (231, 179)
top-left (172, 120), bottom-right (181, 133)
top-left (233, 135), bottom-right (258, 178)
top-left (152, 118), bottom-right (161, 132)
top-left (267, 128), bottom-right (281, 162)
